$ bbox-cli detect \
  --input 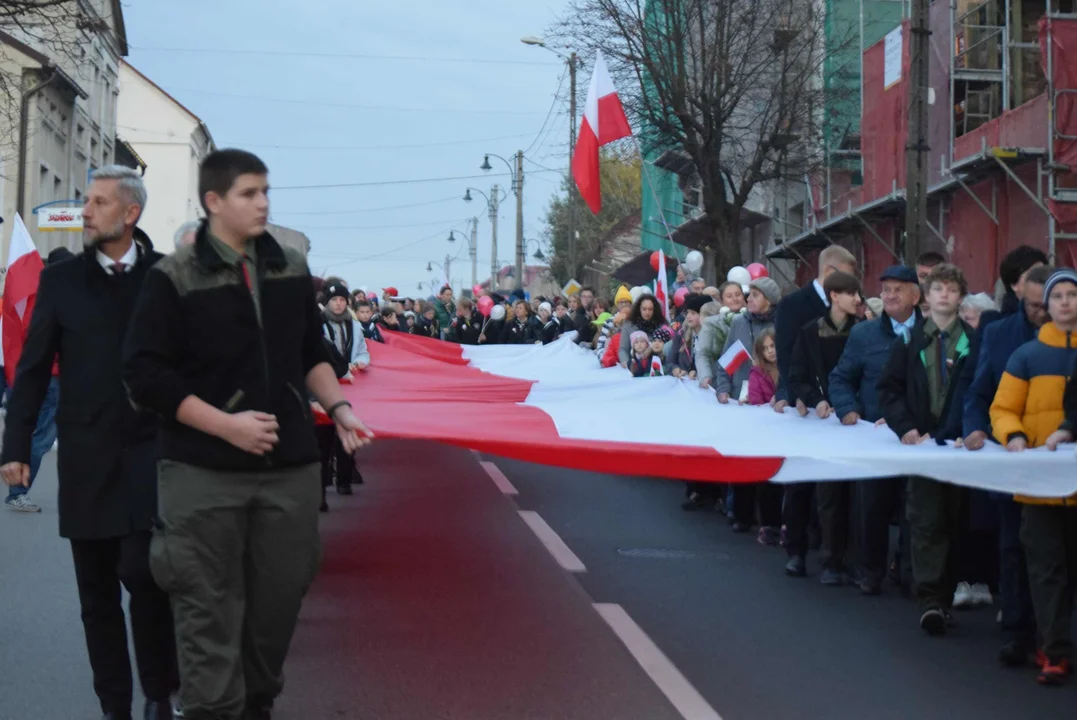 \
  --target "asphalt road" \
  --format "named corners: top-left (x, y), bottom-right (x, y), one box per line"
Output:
top-left (2, 440), bottom-right (1073, 720)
